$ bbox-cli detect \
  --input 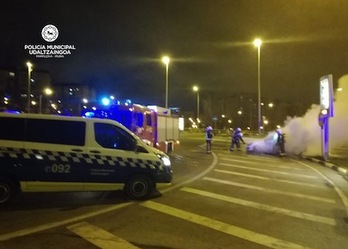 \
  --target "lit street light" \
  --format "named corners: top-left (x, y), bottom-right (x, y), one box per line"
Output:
top-left (26, 61), bottom-right (33, 113)
top-left (253, 38), bottom-right (262, 134)
top-left (78, 98), bottom-right (89, 115)
top-left (162, 56), bottom-right (170, 109)
top-left (193, 85), bottom-right (200, 119)
top-left (39, 88), bottom-right (53, 113)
